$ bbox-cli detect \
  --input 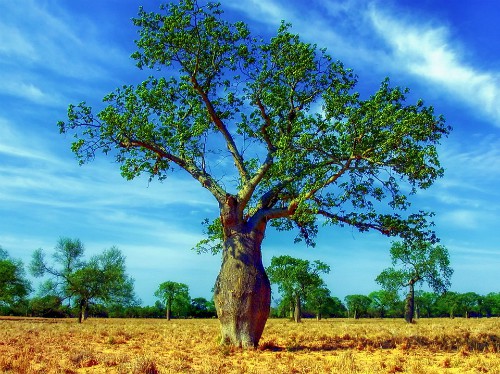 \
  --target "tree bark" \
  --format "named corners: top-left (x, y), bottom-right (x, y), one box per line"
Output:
top-left (78, 299), bottom-right (87, 324)
top-left (405, 282), bottom-right (415, 323)
top-left (166, 301), bottom-right (171, 321)
top-left (214, 231), bottom-right (270, 347)
top-left (294, 294), bottom-right (302, 323)
top-left (214, 197), bottom-right (271, 348)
